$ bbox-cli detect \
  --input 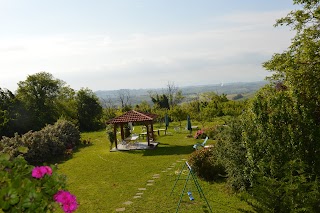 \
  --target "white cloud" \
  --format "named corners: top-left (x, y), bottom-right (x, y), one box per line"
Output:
top-left (0, 10), bottom-right (294, 91)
